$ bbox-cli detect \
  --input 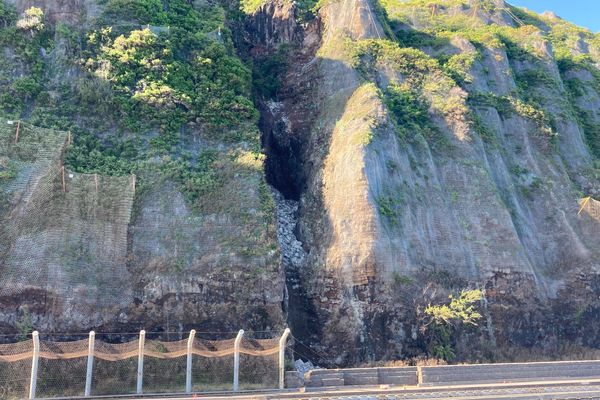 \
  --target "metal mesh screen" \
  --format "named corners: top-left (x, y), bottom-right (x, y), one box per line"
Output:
top-left (0, 330), bottom-right (286, 397)
top-left (0, 358), bottom-right (30, 399)
top-left (37, 357), bottom-right (86, 398)
top-left (239, 352), bottom-right (279, 390)
top-left (0, 118), bottom-right (136, 330)
top-left (91, 357), bottom-right (138, 395)
top-left (191, 354), bottom-right (234, 392)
